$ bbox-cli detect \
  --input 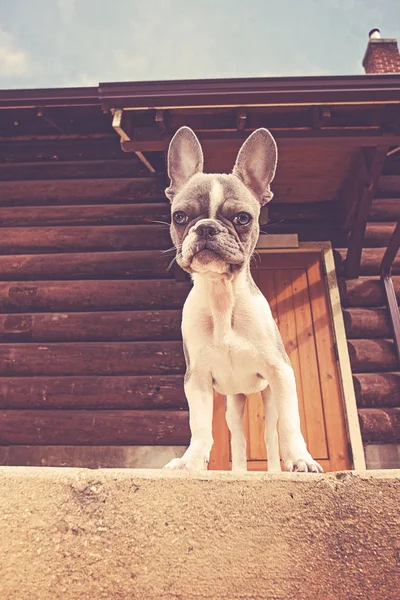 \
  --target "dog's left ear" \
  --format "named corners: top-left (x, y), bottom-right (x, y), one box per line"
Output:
top-left (165, 126), bottom-right (204, 202)
top-left (232, 128), bottom-right (278, 205)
